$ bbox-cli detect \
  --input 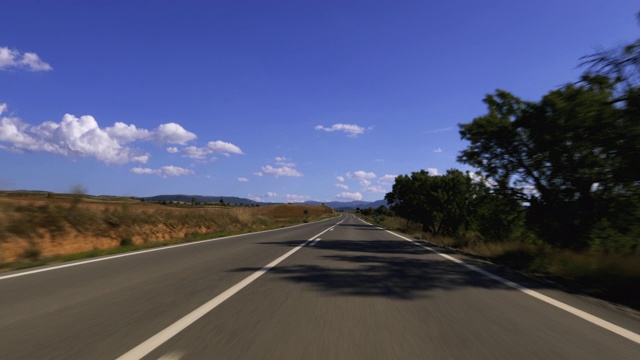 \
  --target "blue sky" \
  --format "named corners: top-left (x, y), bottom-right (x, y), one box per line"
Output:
top-left (1, 1), bottom-right (638, 202)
